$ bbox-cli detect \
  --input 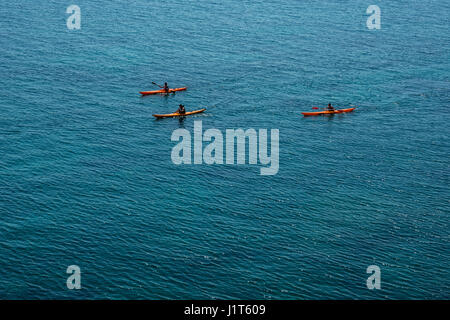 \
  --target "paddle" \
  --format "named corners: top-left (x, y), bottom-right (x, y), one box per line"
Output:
top-left (152, 81), bottom-right (163, 88)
